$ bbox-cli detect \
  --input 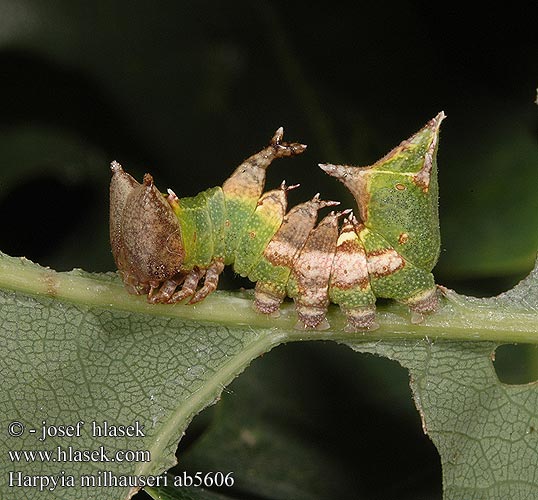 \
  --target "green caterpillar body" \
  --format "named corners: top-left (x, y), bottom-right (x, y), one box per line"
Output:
top-left (110, 113), bottom-right (444, 331)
